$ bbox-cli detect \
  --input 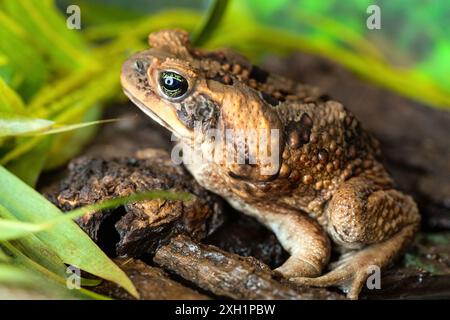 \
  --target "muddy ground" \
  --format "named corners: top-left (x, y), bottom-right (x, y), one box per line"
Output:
top-left (41, 52), bottom-right (450, 299)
